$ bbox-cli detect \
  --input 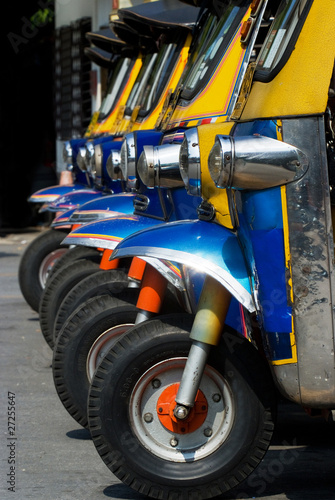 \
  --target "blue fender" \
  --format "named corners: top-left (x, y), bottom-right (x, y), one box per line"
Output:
top-left (47, 189), bottom-right (105, 212)
top-left (51, 208), bottom-right (76, 228)
top-left (62, 215), bottom-right (167, 250)
top-left (60, 192), bottom-right (137, 225)
top-left (112, 219), bottom-right (255, 312)
top-left (28, 183), bottom-right (88, 204)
